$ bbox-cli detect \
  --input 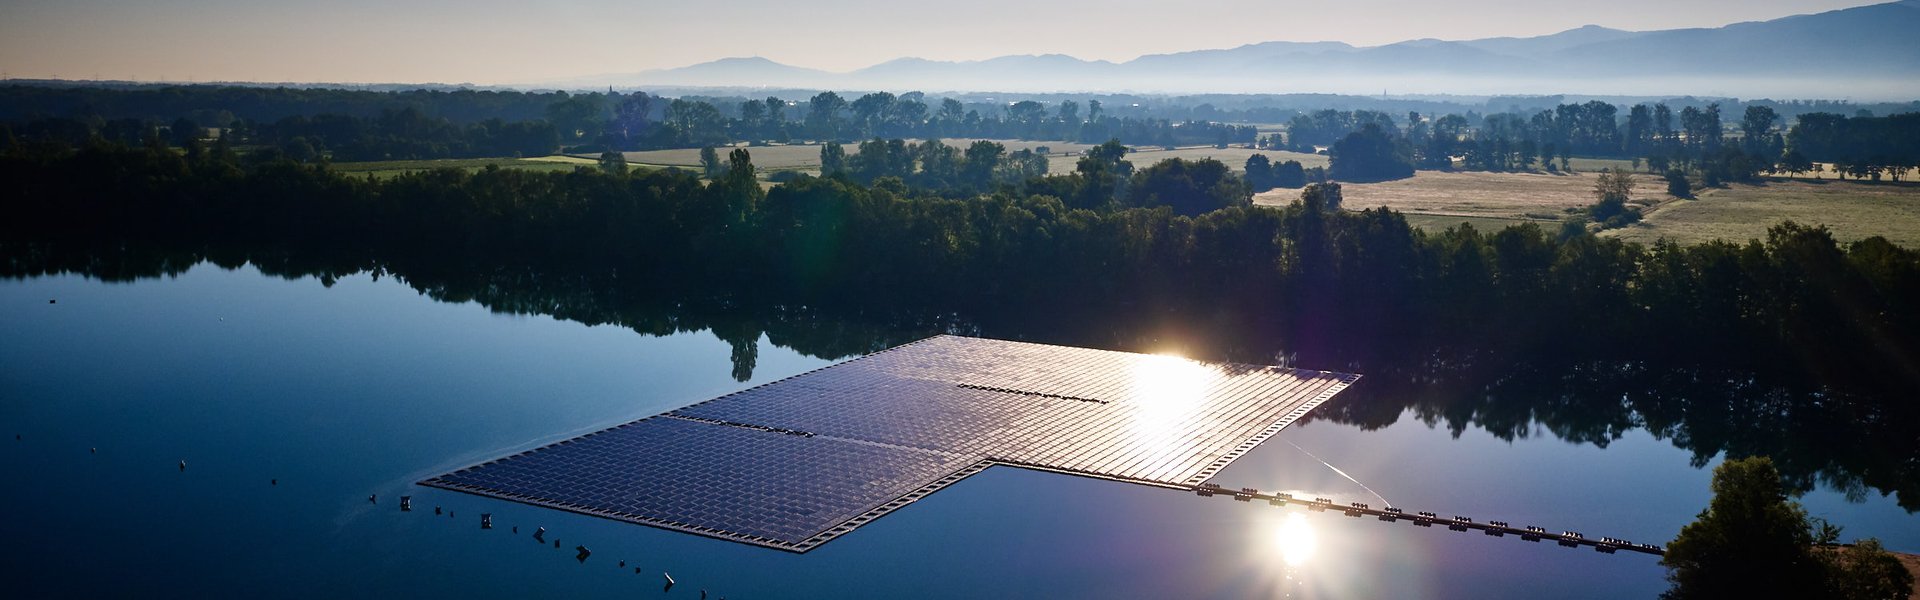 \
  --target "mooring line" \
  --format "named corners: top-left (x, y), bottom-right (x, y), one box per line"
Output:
top-left (1283, 439), bottom-right (1392, 508)
top-left (1192, 482), bottom-right (1664, 556)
